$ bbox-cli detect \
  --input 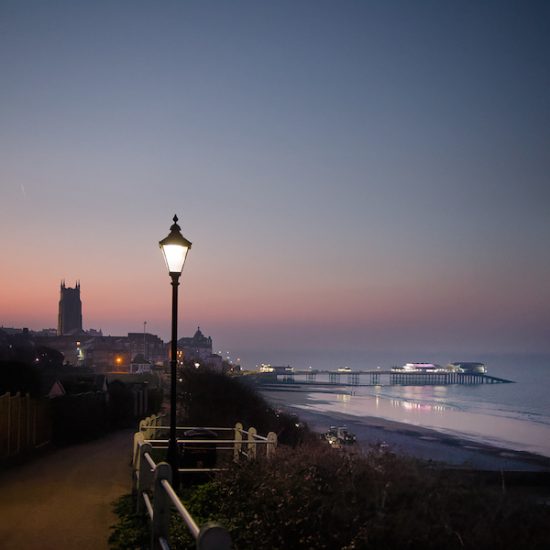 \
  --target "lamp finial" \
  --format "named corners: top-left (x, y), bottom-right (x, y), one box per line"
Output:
top-left (171, 215), bottom-right (181, 231)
